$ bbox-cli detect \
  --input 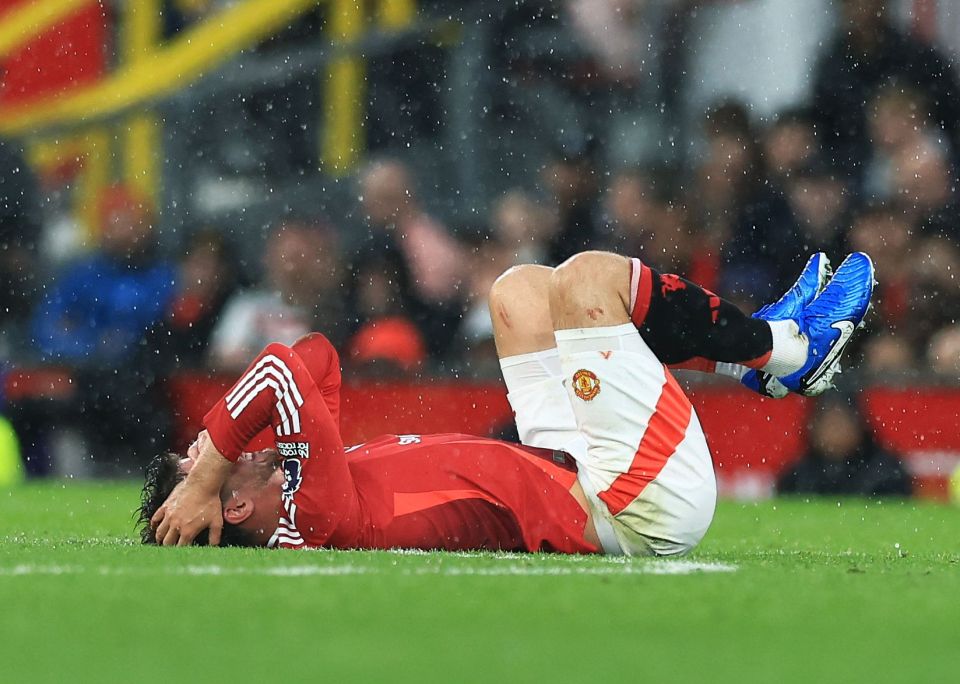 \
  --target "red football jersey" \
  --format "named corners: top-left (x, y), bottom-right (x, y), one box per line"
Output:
top-left (203, 335), bottom-right (597, 554)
